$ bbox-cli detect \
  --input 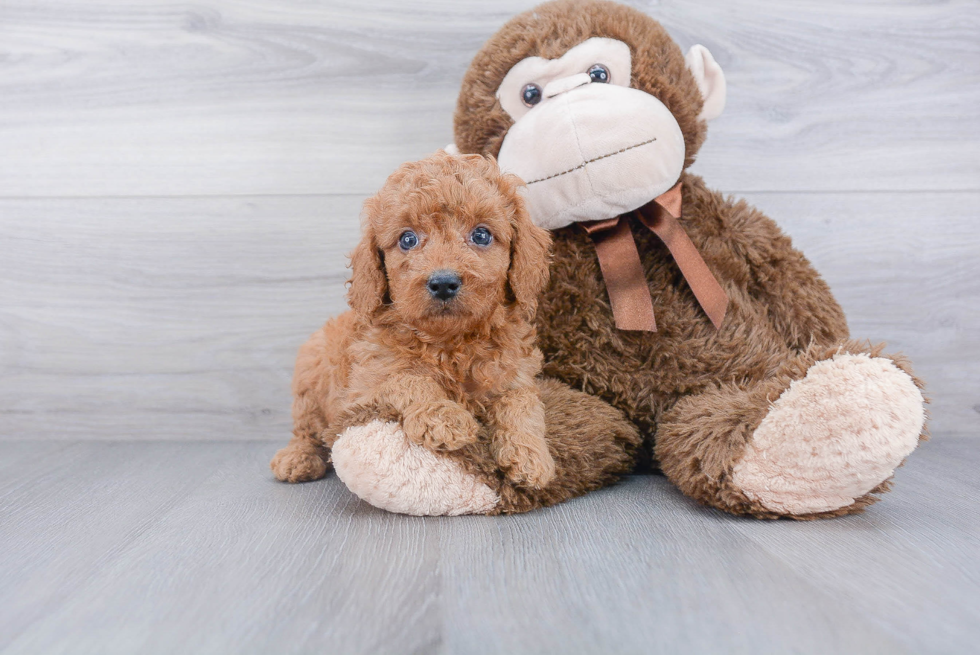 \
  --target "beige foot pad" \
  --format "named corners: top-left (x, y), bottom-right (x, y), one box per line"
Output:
top-left (733, 353), bottom-right (925, 515)
top-left (331, 420), bottom-right (500, 516)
